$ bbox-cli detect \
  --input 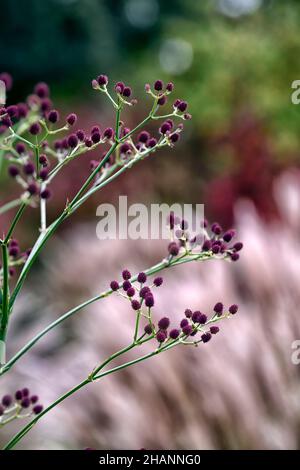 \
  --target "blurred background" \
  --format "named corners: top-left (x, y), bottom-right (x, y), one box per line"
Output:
top-left (1, 0), bottom-right (300, 449)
